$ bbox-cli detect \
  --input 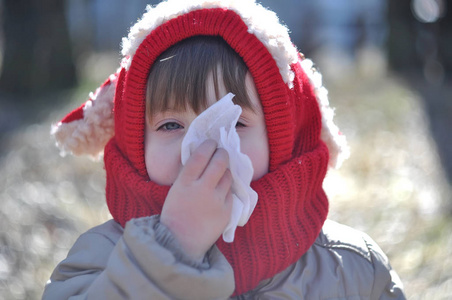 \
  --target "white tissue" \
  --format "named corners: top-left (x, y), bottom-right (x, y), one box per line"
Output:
top-left (181, 93), bottom-right (258, 243)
